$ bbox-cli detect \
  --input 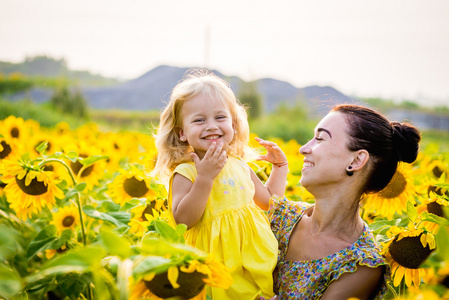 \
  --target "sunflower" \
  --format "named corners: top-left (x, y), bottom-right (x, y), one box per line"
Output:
top-left (0, 136), bottom-right (24, 166)
top-left (128, 202), bottom-right (171, 237)
top-left (362, 163), bottom-right (416, 218)
top-left (51, 205), bottom-right (80, 234)
top-left (44, 244), bottom-right (68, 259)
top-left (108, 166), bottom-right (157, 206)
top-left (382, 225), bottom-right (435, 288)
top-left (63, 141), bottom-right (107, 191)
top-left (0, 115), bottom-right (28, 141)
top-left (416, 195), bottom-right (449, 234)
top-left (1, 159), bottom-right (65, 220)
top-left (130, 254), bottom-right (232, 300)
